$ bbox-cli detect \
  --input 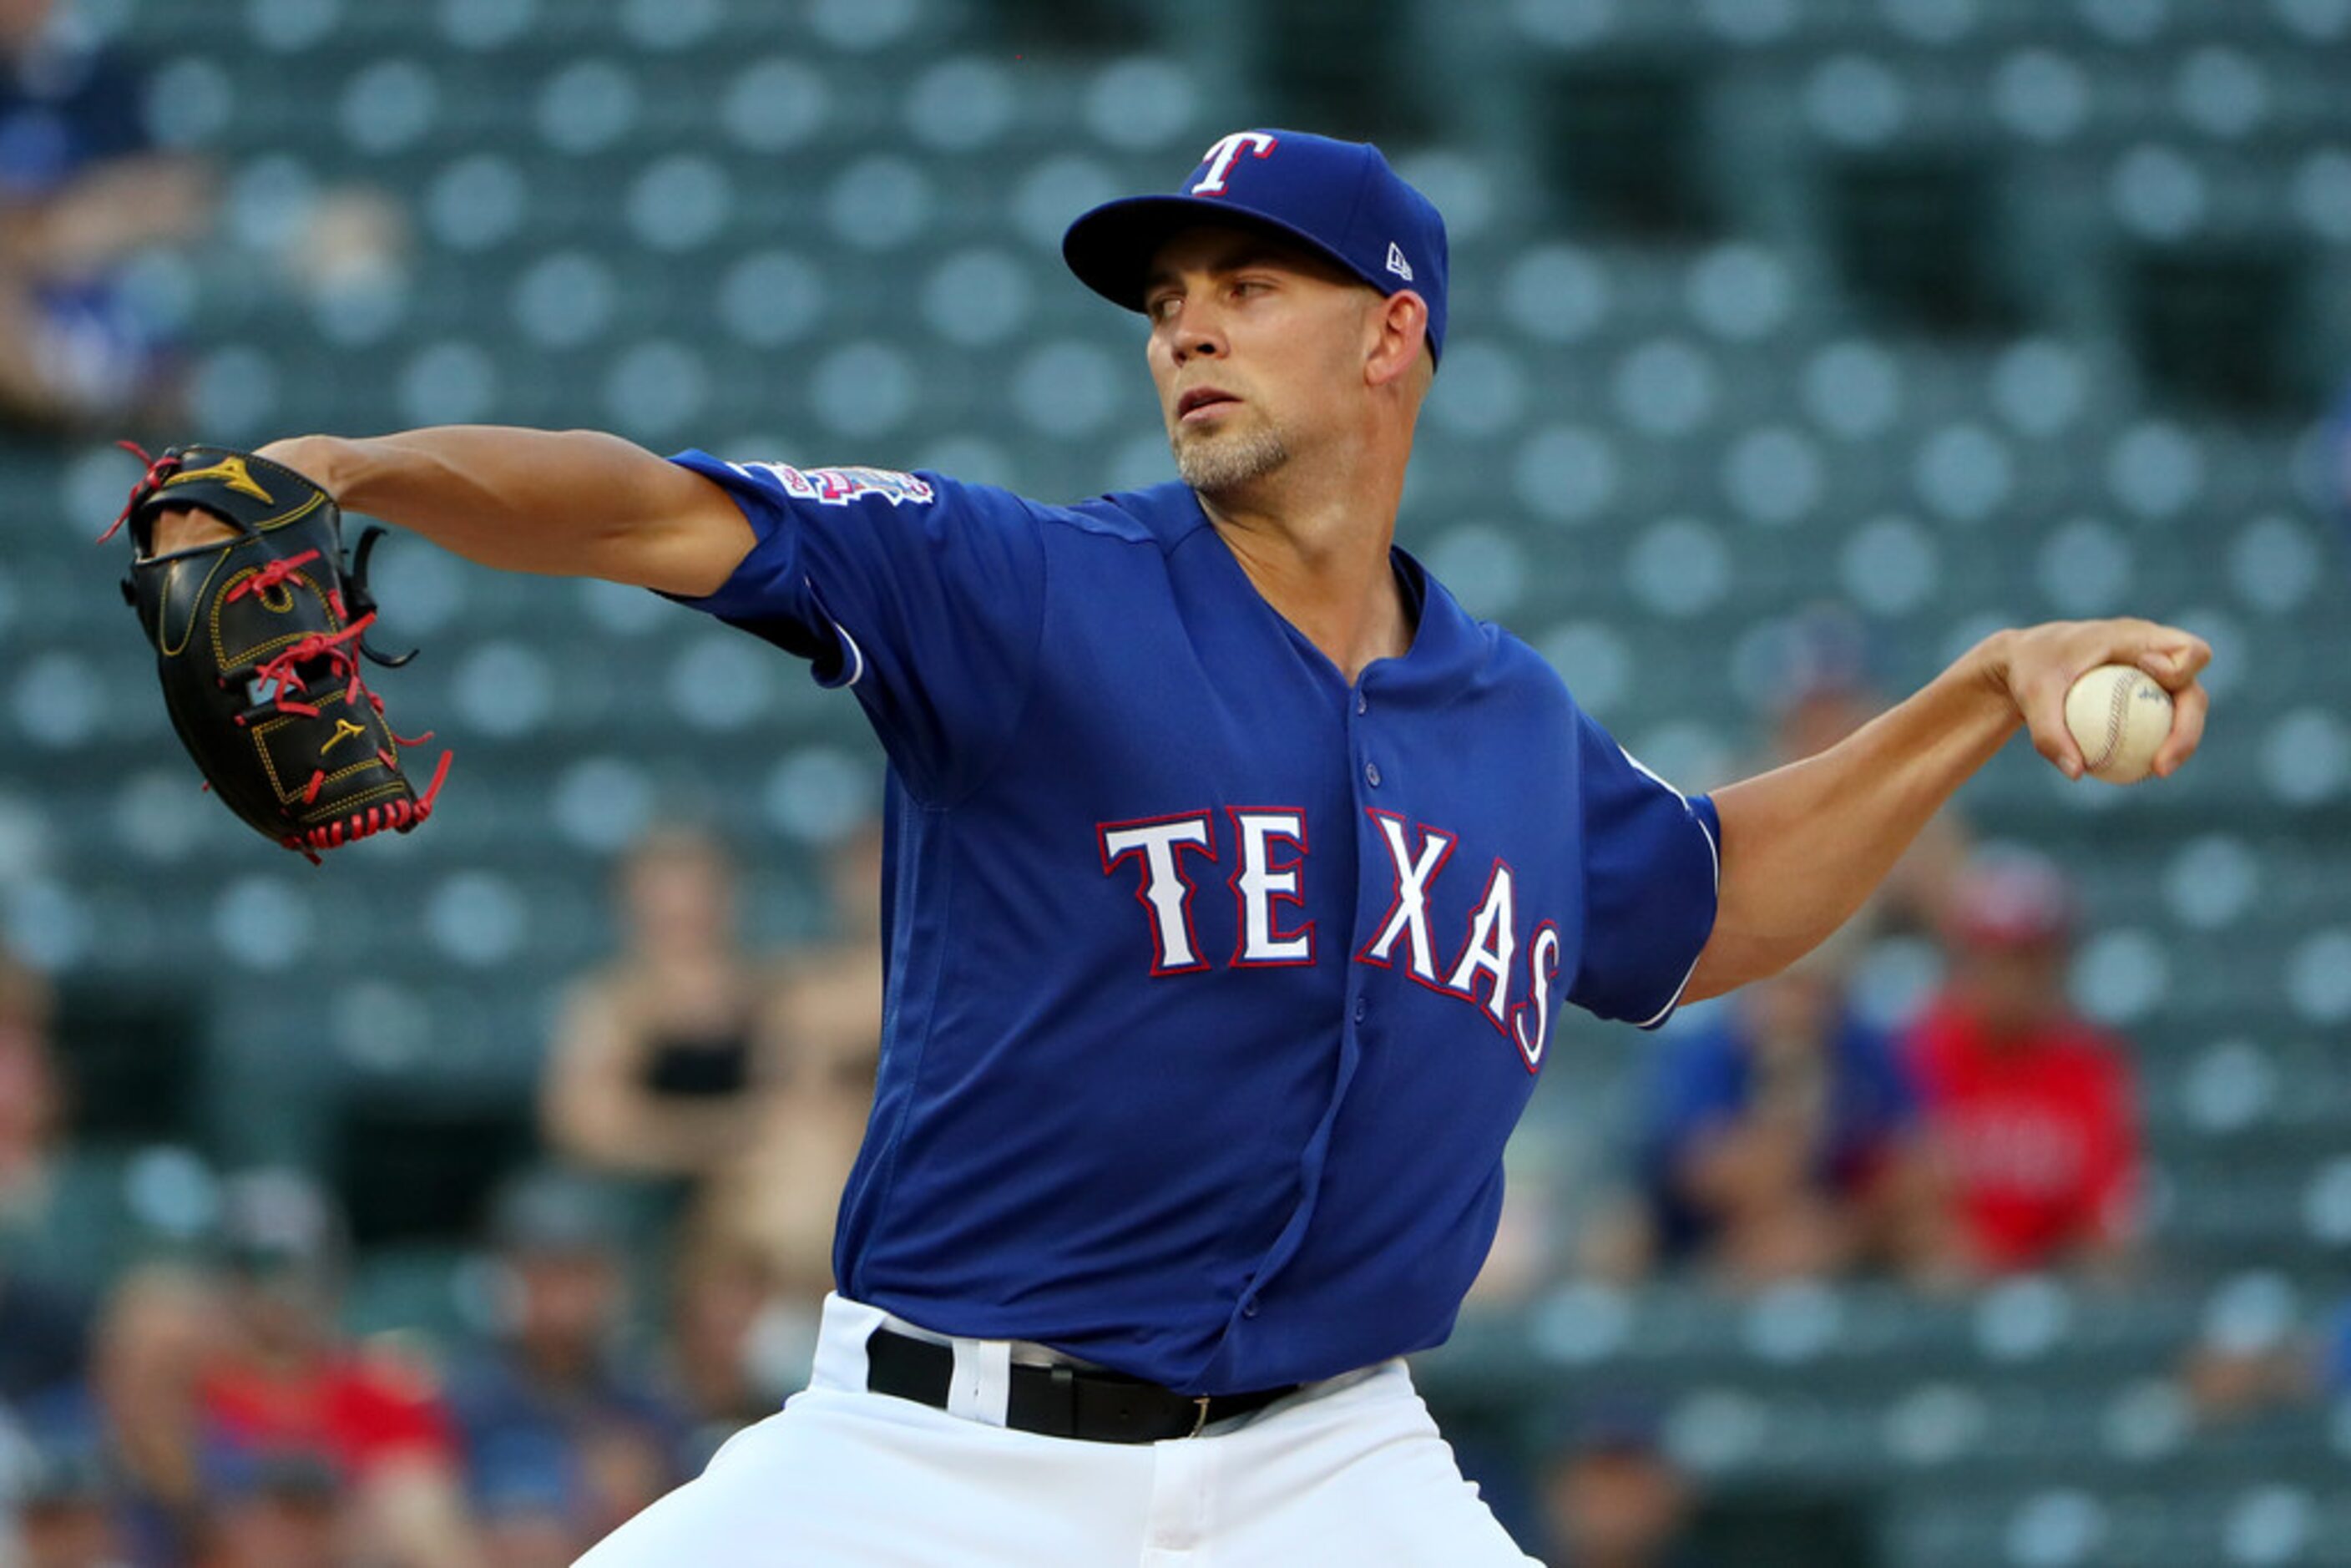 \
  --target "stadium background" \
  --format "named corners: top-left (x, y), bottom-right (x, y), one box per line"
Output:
top-left (3, 0), bottom-right (2351, 1562)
